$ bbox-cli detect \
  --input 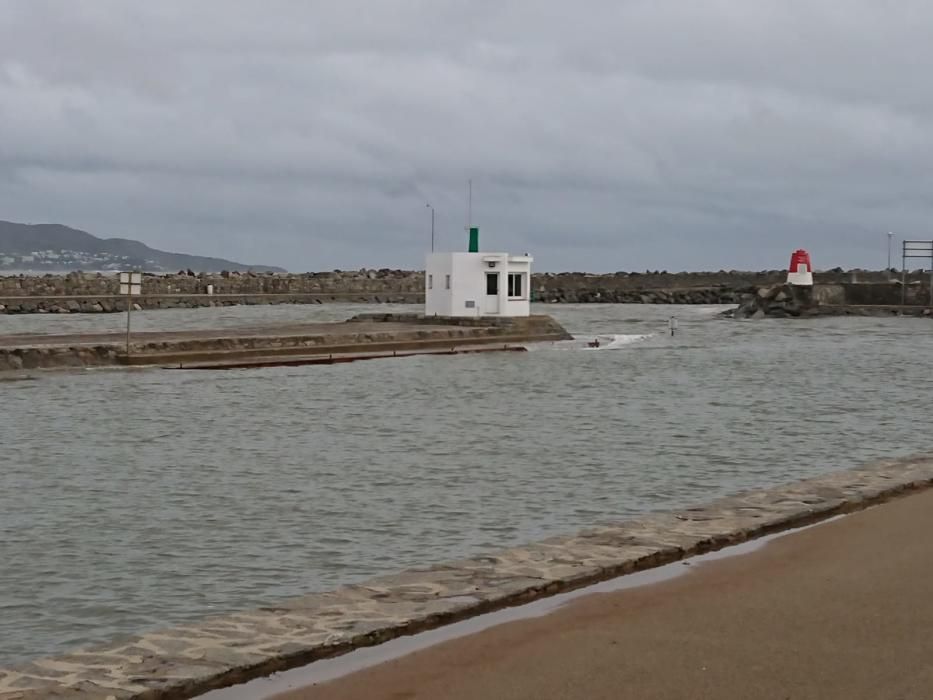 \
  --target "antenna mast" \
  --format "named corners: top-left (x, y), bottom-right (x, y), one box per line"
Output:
top-left (467, 179), bottom-right (472, 230)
